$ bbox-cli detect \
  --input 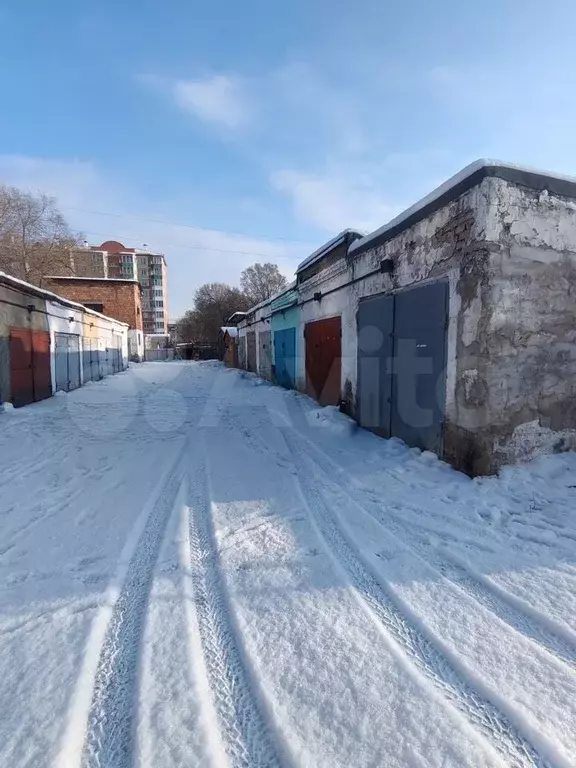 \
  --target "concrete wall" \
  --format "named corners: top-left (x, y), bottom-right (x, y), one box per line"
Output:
top-left (445, 176), bottom-right (576, 473)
